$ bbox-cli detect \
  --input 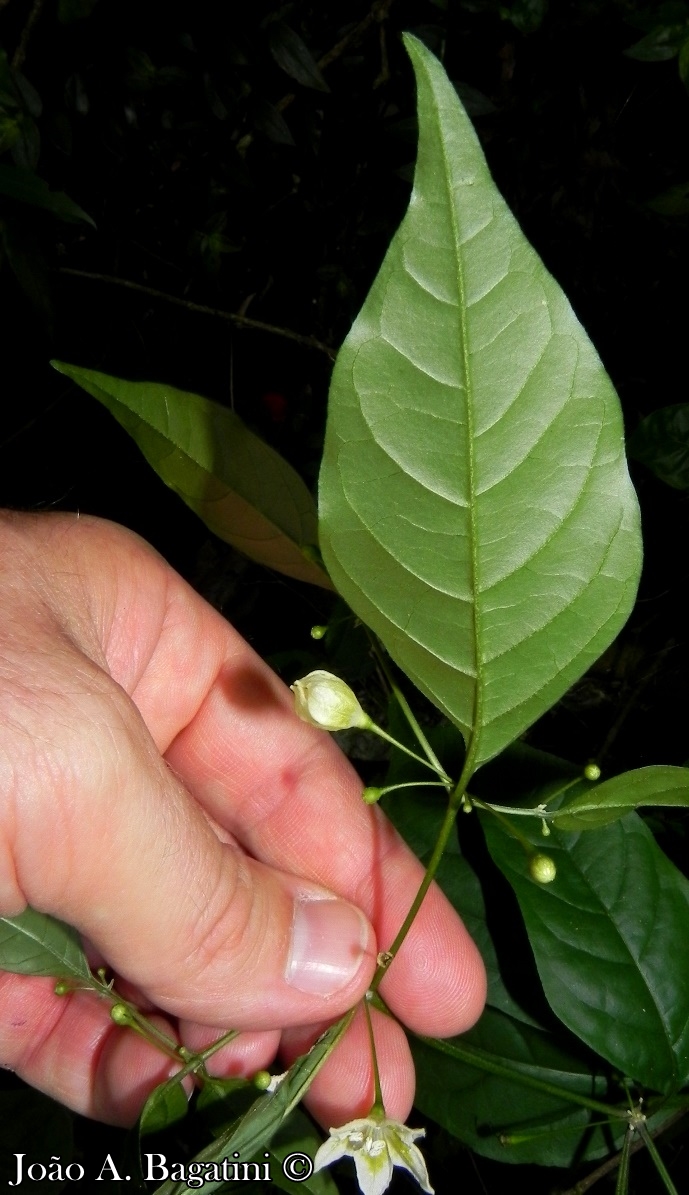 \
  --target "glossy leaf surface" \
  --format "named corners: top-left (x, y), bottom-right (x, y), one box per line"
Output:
top-left (551, 765), bottom-right (689, 830)
top-left (483, 810), bottom-right (689, 1091)
top-left (139, 1076), bottom-right (189, 1137)
top-left (319, 35), bottom-right (641, 769)
top-left (52, 362), bottom-right (331, 588)
top-left (0, 906), bottom-right (90, 980)
top-left (412, 1009), bottom-right (616, 1167)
